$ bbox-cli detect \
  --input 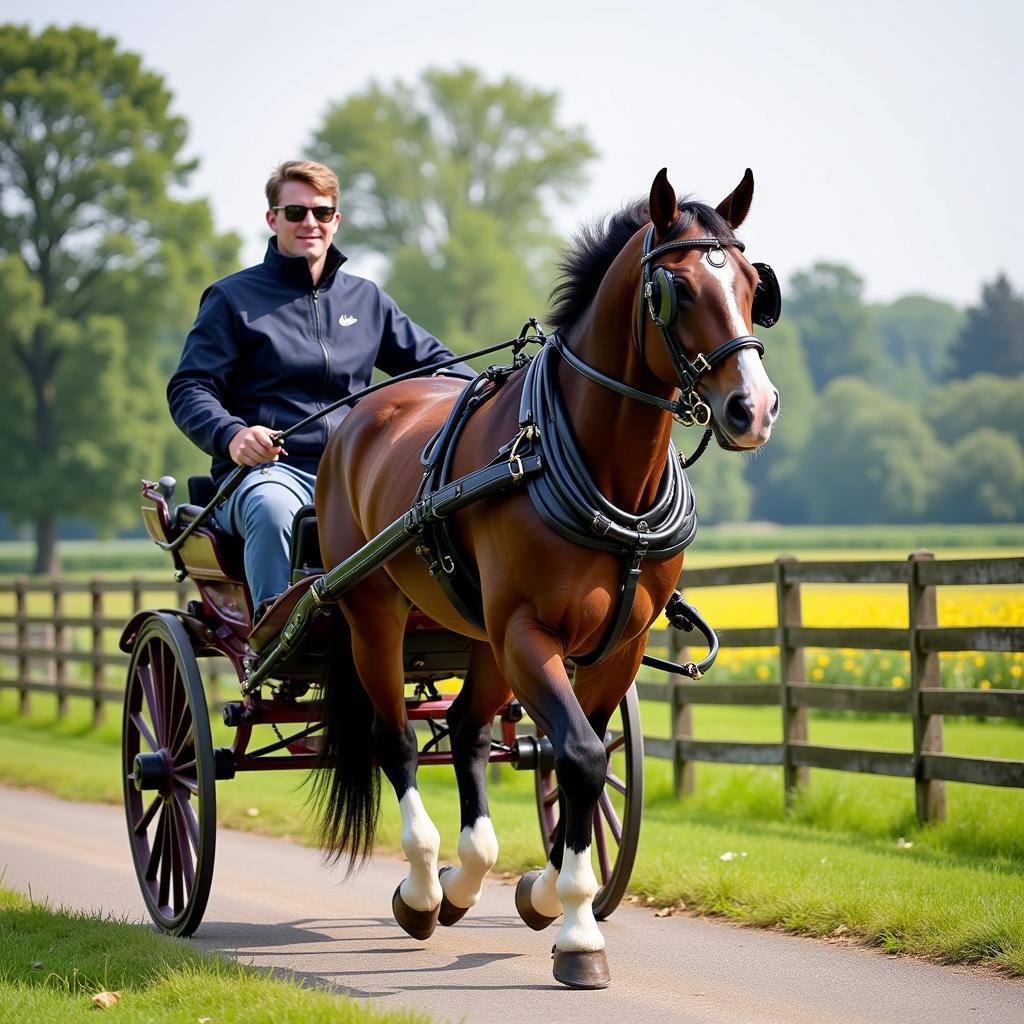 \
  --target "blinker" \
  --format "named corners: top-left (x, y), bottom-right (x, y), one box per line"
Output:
top-left (751, 262), bottom-right (782, 329)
